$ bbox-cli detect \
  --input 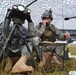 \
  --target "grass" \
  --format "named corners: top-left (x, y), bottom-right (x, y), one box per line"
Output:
top-left (66, 43), bottom-right (76, 55)
top-left (33, 58), bottom-right (76, 75)
top-left (0, 58), bottom-right (76, 75)
top-left (0, 43), bottom-right (76, 75)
